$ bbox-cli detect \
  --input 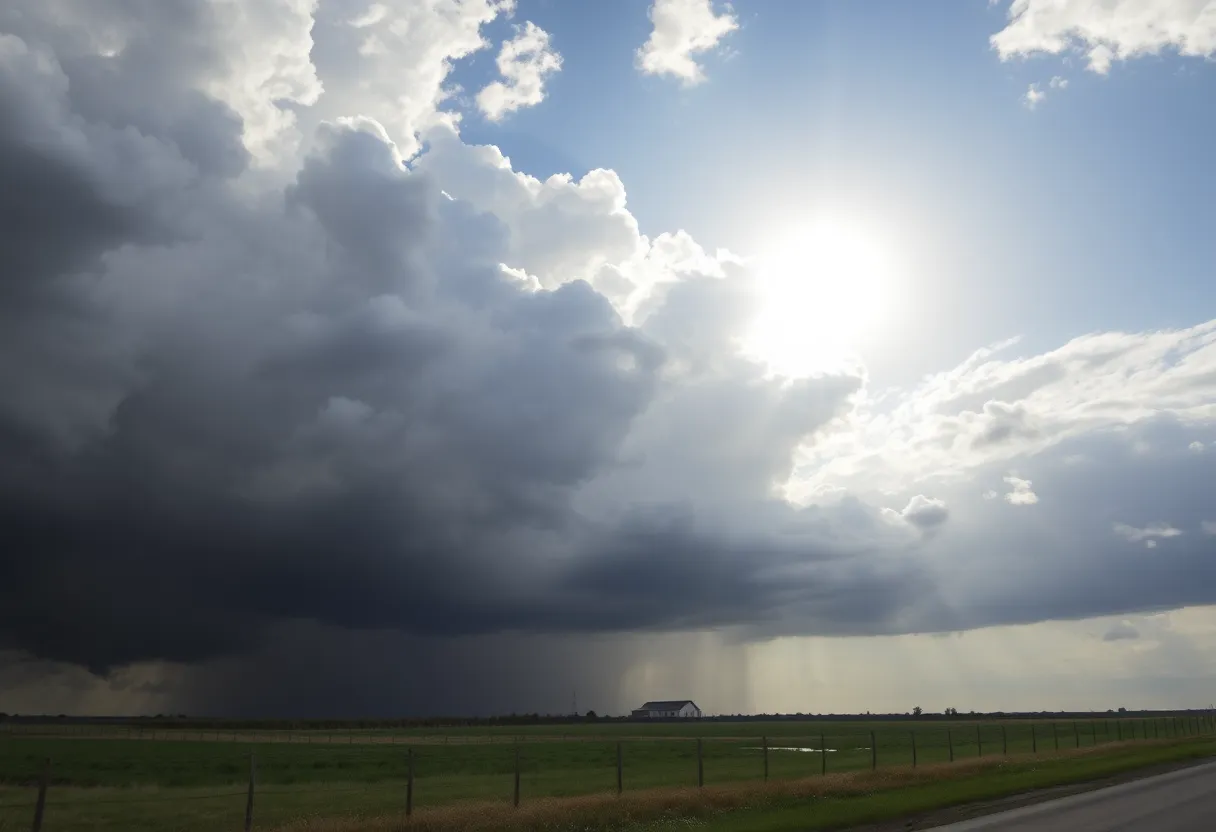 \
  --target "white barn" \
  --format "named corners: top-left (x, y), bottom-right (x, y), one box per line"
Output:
top-left (631, 700), bottom-right (702, 719)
